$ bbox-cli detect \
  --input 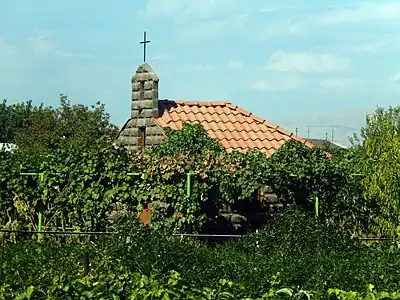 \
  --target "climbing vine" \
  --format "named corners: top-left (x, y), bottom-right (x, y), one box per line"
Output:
top-left (0, 122), bottom-right (367, 235)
